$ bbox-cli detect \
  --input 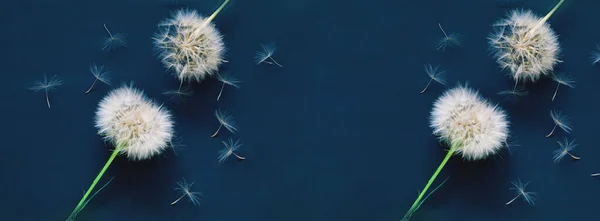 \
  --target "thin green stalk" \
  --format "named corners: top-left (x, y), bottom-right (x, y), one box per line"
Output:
top-left (66, 144), bottom-right (122, 220)
top-left (201, 0), bottom-right (230, 27)
top-left (528, 0), bottom-right (565, 36)
top-left (402, 144), bottom-right (458, 220)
